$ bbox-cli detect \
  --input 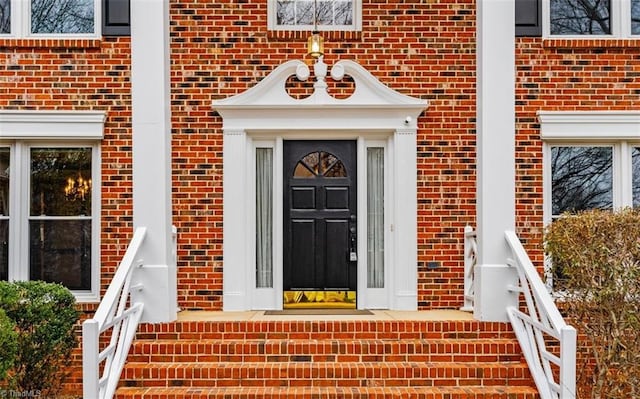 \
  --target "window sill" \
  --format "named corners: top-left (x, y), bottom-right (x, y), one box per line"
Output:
top-left (0, 38), bottom-right (103, 49)
top-left (542, 38), bottom-right (639, 49)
